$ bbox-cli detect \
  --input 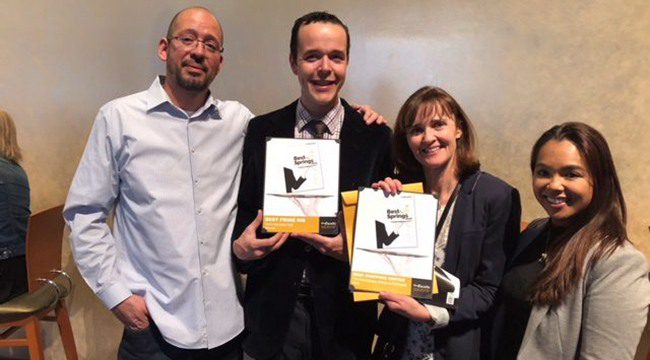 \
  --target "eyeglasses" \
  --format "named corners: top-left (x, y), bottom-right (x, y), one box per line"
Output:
top-left (170, 35), bottom-right (224, 54)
